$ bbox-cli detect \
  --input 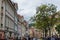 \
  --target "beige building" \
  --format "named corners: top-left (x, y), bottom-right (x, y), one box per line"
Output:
top-left (21, 17), bottom-right (26, 37)
top-left (29, 27), bottom-right (43, 38)
top-left (17, 14), bottom-right (23, 39)
top-left (0, 0), bottom-right (18, 39)
top-left (17, 14), bottom-right (29, 39)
